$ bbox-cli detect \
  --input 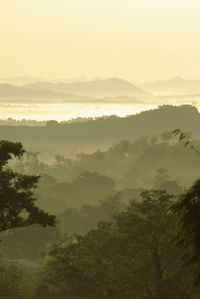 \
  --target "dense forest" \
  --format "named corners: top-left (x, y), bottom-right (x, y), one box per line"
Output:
top-left (2, 0), bottom-right (200, 295)
top-left (0, 105), bottom-right (199, 157)
top-left (0, 105), bottom-right (199, 298)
